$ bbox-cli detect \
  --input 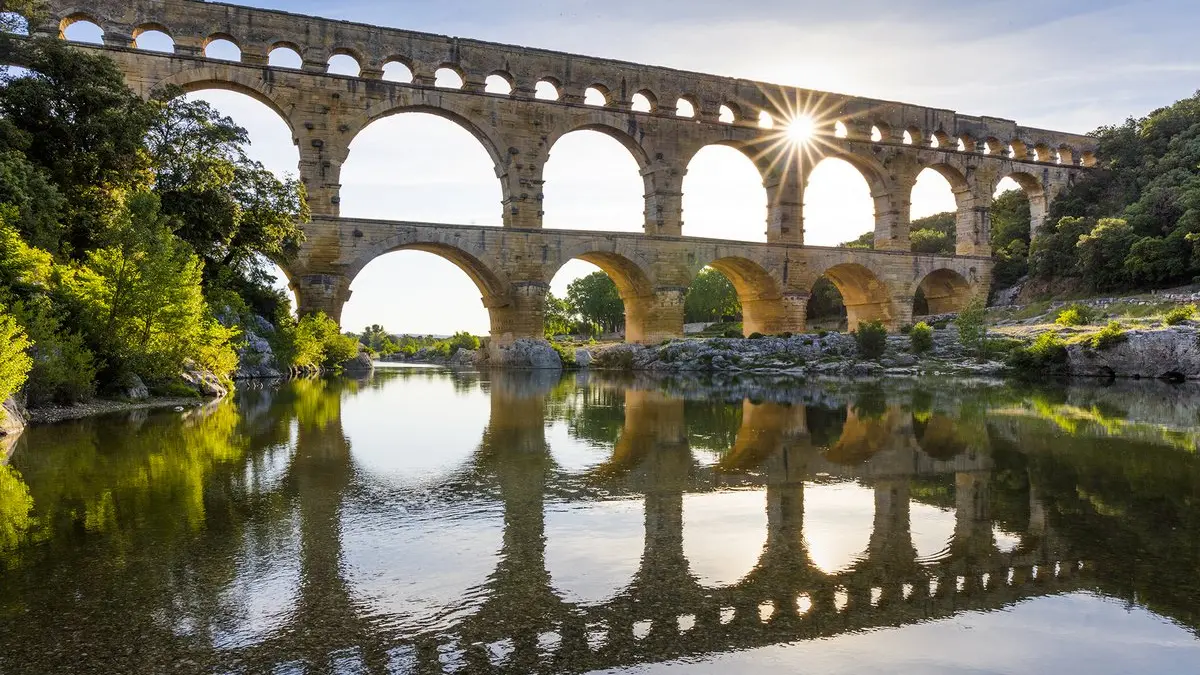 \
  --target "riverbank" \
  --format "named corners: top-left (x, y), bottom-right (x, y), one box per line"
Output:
top-left (22, 396), bottom-right (218, 426)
